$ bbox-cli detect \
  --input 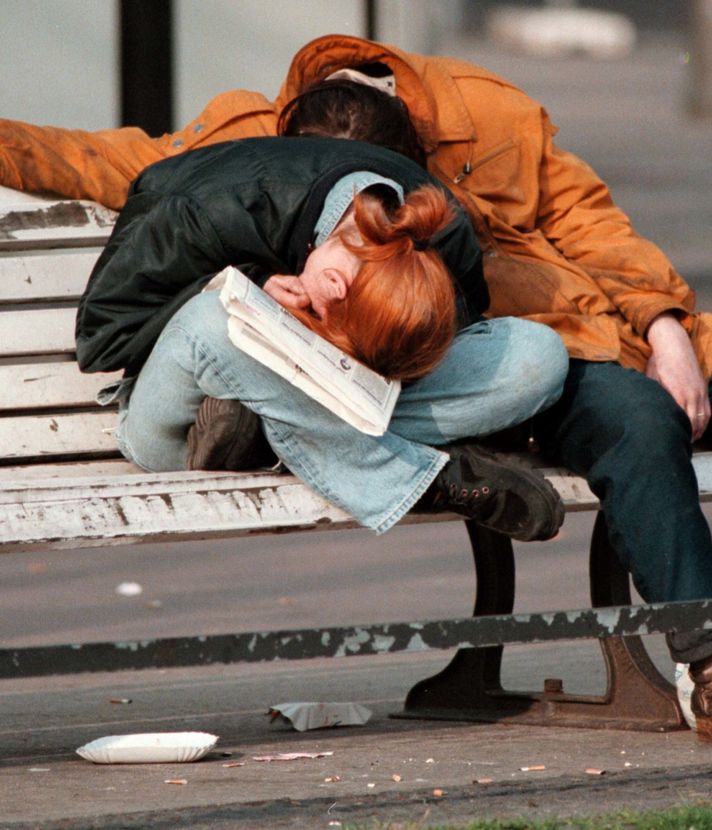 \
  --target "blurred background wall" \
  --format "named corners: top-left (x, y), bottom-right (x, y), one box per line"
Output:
top-left (0, 0), bottom-right (705, 133)
top-left (0, 0), bottom-right (447, 131)
top-left (461, 0), bottom-right (689, 31)
top-left (0, 0), bottom-right (117, 129)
